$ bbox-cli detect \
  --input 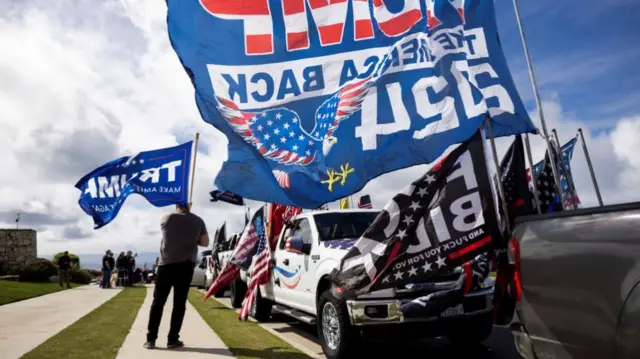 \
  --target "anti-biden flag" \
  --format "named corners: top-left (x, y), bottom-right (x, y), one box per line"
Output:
top-left (167, 0), bottom-right (535, 209)
top-left (75, 141), bottom-right (194, 229)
